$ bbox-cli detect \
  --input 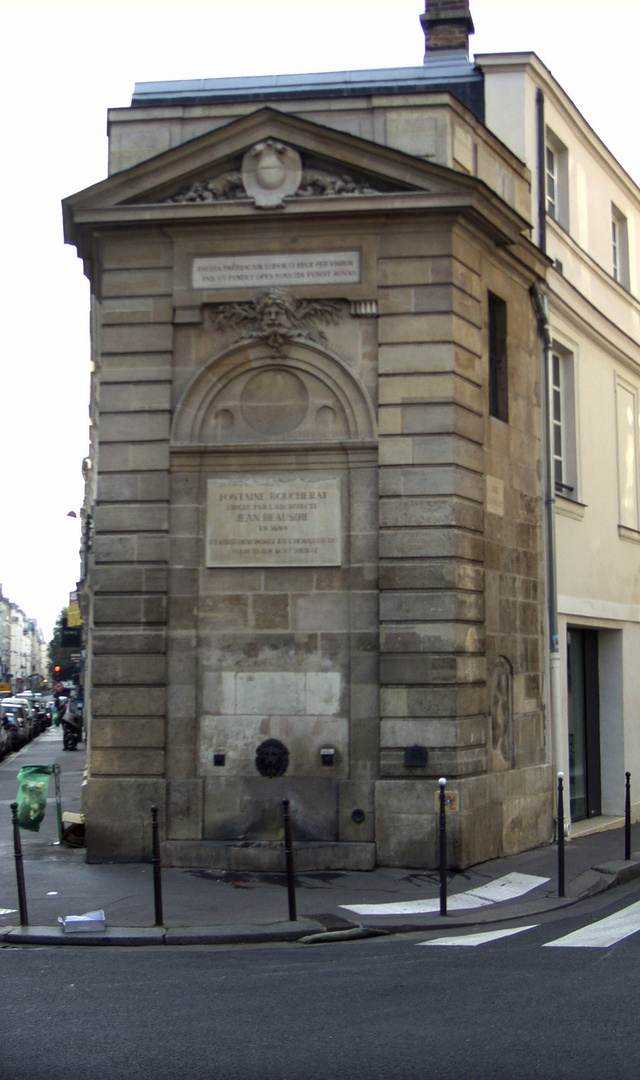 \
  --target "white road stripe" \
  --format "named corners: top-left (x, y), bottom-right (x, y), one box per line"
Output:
top-left (0, 908), bottom-right (17, 917)
top-left (340, 872), bottom-right (549, 916)
top-left (465, 873), bottom-right (549, 903)
top-left (420, 925), bottom-right (538, 947)
top-left (543, 899), bottom-right (640, 948)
